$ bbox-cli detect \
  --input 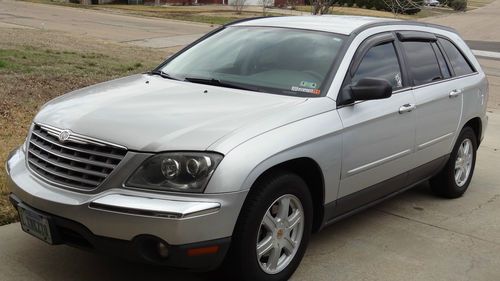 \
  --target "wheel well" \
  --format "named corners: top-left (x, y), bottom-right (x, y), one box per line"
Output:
top-left (252, 158), bottom-right (325, 232)
top-left (464, 117), bottom-right (482, 145)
